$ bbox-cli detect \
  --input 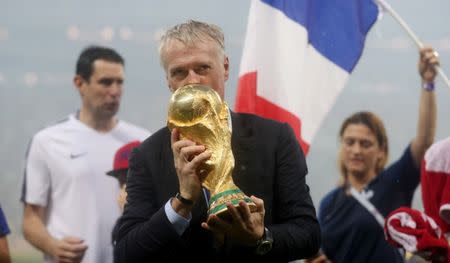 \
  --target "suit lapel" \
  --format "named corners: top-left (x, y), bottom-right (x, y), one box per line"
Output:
top-left (159, 128), bottom-right (179, 203)
top-left (191, 189), bottom-right (208, 225)
top-left (230, 112), bottom-right (256, 191)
